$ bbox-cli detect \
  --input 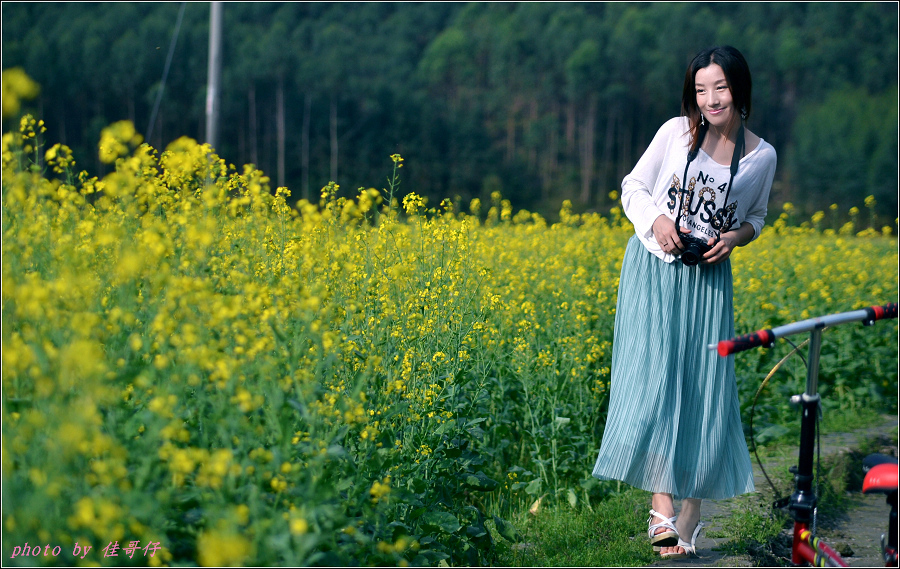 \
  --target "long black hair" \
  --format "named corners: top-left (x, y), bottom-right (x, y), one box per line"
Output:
top-left (681, 46), bottom-right (753, 154)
